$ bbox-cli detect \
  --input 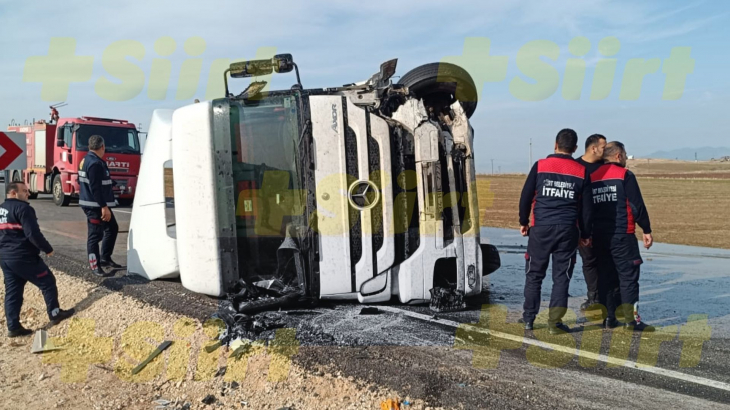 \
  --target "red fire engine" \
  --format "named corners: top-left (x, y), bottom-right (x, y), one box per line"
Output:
top-left (6, 113), bottom-right (142, 206)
